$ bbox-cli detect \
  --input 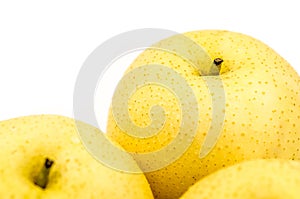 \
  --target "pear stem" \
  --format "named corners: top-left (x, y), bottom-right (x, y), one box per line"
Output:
top-left (34, 158), bottom-right (54, 189)
top-left (214, 58), bottom-right (223, 66)
top-left (208, 58), bottom-right (223, 75)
